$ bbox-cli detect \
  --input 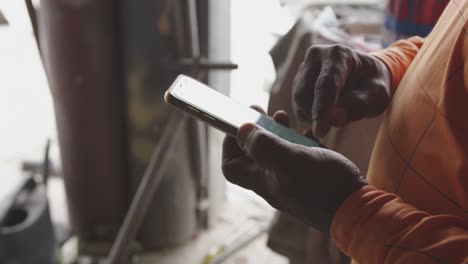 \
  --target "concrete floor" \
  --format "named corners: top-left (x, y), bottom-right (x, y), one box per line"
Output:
top-left (136, 185), bottom-right (287, 264)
